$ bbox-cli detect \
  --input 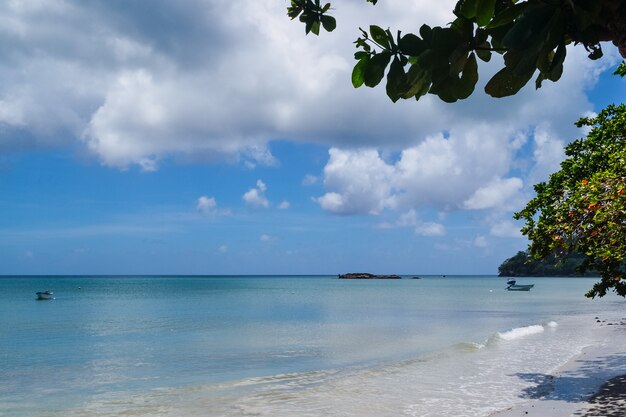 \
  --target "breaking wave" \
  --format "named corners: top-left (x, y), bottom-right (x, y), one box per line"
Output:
top-left (493, 321), bottom-right (558, 342)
